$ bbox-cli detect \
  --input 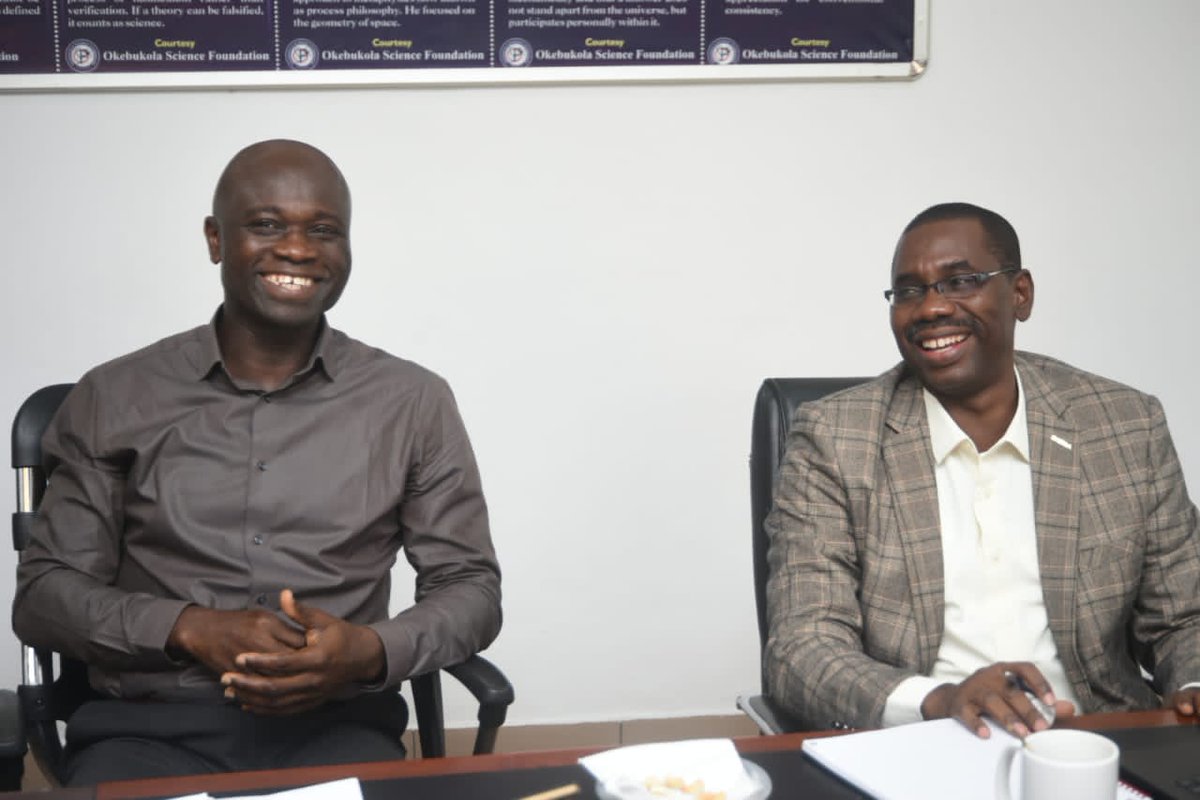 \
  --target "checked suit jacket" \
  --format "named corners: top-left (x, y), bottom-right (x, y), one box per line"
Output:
top-left (763, 351), bottom-right (1200, 731)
